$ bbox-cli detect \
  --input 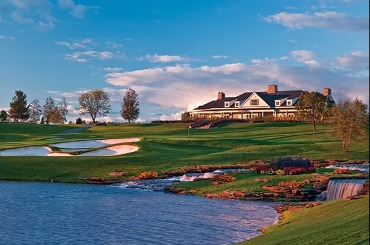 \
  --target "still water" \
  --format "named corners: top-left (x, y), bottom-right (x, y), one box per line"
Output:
top-left (0, 182), bottom-right (278, 245)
